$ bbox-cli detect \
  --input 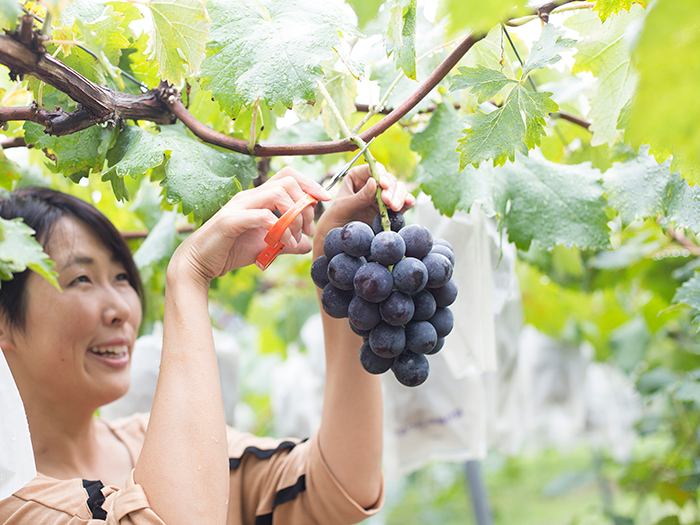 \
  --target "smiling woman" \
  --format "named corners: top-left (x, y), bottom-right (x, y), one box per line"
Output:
top-left (0, 164), bottom-right (411, 525)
